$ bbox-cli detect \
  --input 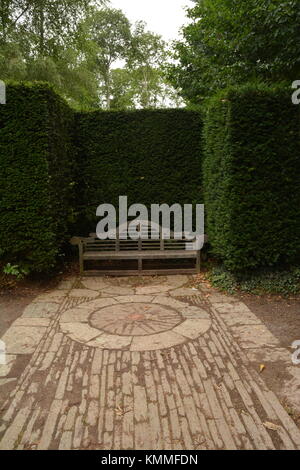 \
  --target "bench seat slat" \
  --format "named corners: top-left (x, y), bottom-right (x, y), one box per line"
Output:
top-left (83, 250), bottom-right (197, 260)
